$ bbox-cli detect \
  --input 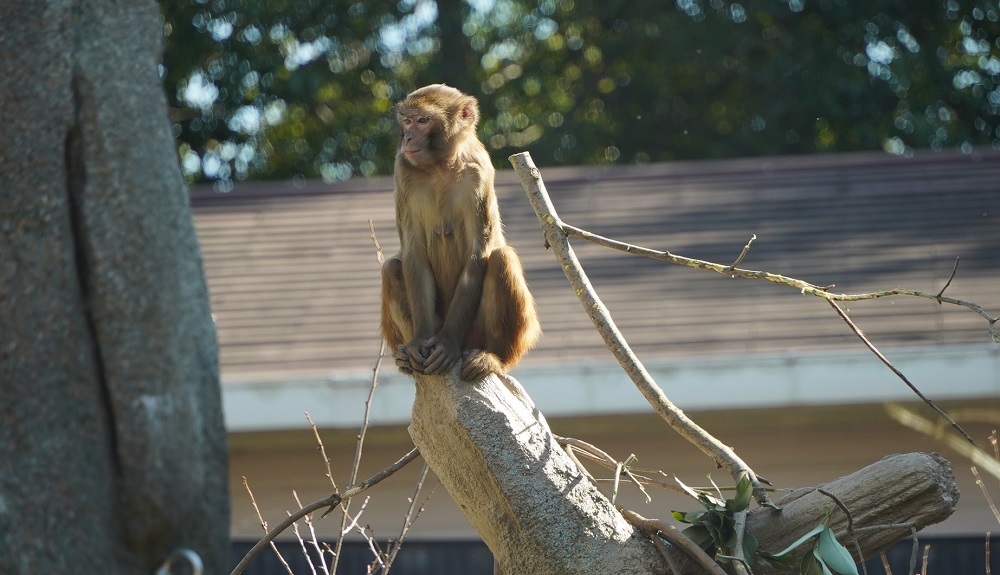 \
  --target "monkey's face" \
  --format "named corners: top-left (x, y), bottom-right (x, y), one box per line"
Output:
top-left (397, 109), bottom-right (440, 167)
